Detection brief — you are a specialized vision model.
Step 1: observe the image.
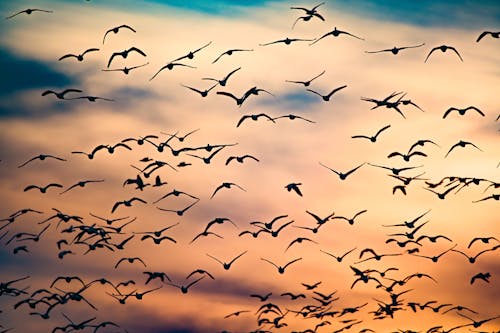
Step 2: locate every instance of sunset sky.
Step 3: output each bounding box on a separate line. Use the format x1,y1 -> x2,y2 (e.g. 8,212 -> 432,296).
0,1 -> 499,332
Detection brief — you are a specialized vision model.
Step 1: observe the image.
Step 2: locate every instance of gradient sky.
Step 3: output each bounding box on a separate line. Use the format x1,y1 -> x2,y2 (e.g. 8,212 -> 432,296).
0,1 -> 499,333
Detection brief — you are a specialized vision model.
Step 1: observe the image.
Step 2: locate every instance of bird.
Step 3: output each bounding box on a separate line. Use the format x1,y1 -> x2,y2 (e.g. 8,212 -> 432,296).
332,209 -> 367,225
206,251 -> 247,270
468,237 -> 499,248
470,272 -> 491,284
224,310 -> 251,319
102,25 -> 136,44
424,184 -> 460,199
473,194 -> 500,203
259,37 -> 314,46
261,257 -> 302,274
186,269 -> 215,280
189,230 -> 223,244
452,245 -> 500,264
237,113 -> 276,127
442,106 -> 485,119
319,162 -> 365,180
302,281 -> 322,290
476,31 -> 499,42
290,2 -> 325,20
311,27 -> 364,45
445,140 -> 482,158
225,154 -> 259,165
58,48 -> 99,62
285,70 -> 325,87
368,163 -> 423,175
210,182 -> 246,199
156,200 -> 199,216
271,114 -> 315,123
411,245 -> 457,262
166,276 -> 204,294
149,62 -> 195,81
424,45 -> 463,62
111,197 -> 147,213
212,49 -> 253,64
307,85 -> 347,101
352,125 -> 391,143
41,89 -> 82,99
107,47 -> 147,68
114,257 -> 147,269
202,67 -> 241,87
285,183 -> 303,197
285,237 -> 317,251
365,43 -> 425,55
456,313 -> 500,328
5,8 -> 53,19
24,183 -> 63,193
321,247 -> 357,262
181,83 -> 218,97
141,234 -> 177,245
60,180 -> 104,194
143,271 -> 171,284
69,95 -> 114,102
387,150 -> 427,162
102,62 -> 149,75
18,154 -> 66,168
172,41 -> 212,62
153,189 -> 199,204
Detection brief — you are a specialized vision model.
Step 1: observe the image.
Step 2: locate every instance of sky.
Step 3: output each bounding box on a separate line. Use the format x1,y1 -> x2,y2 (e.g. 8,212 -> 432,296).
0,1 -> 499,333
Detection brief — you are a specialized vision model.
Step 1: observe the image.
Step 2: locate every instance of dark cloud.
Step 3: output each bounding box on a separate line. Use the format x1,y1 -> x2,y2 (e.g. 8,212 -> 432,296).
0,47 -> 76,117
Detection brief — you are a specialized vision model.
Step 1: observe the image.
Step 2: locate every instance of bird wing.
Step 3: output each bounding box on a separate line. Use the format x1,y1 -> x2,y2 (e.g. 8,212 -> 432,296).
58,54 -> 77,61
424,47 -> 439,62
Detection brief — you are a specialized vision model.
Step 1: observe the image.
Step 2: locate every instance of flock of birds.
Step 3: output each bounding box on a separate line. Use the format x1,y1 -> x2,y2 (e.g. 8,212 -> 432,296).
1,1 -> 499,333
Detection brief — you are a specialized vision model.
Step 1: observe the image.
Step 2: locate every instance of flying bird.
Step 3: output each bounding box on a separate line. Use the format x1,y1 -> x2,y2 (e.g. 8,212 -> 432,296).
319,162 -> 365,180
442,106 -> 485,119
210,182 -> 246,199
5,8 -> 52,19
285,183 -> 303,197
476,31 -> 499,42
352,125 -> 391,142
286,70 -> 325,87
42,89 -> 82,100
102,25 -> 136,44
58,48 -> 99,62
307,85 -> 347,101
24,183 -> 63,193
172,41 -> 212,62
424,45 -> 463,62
311,27 -> 364,45
212,49 -> 253,64
365,43 -> 425,55
260,37 -> 314,46
107,47 -> 147,68
18,154 -> 66,168
445,140 -> 482,158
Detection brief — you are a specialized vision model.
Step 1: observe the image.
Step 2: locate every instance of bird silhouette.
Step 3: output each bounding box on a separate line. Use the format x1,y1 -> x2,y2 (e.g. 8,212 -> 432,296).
18,154 -> 66,168
111,197 -> 147,213
114,257 -> 147,269
271,114 -> 316,123
319,162 -> 365,180
424,45 -> 463,62
202,67 -> 241,87
311,27 -> 364,45
445,140 -> 482,158
261,257 -> 302,274
237,113 -> 276,127
172,41 -> 212,62
321,247 -> 357,262
102,24 -> 136,44
181,83 -> 218,97
207,251 -> 247,270
286,70 -> 325,87
24,183 -> 63,193
42,89 -> 82,99
149,62 -> 196,81
470,272 -> 490,284
285,183 -> 303,197
365,43 -> 425,55
60,179 -> 104,194
352,125 -> 391,142
210,182 -> 246,199
442,106 -> 485,119
107,47 -> 146,68
166,276 -> 205,294
6,8 -> 52,19
332,209 -> 367,225
58,48 -> 99,62
307,85 -> 347,101
212,49 -> 253,64
476,31 -> 499,42
260,37 -> 314,46
102,62 -> 149,75
468,236 -> 499,248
